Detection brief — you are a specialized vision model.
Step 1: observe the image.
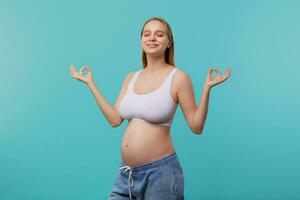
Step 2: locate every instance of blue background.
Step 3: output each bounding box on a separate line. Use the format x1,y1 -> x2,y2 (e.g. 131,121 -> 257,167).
1,0 -> 299,199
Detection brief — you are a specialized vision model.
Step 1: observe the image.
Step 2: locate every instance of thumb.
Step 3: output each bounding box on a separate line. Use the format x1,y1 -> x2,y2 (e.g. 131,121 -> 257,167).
79,66 -> 88,76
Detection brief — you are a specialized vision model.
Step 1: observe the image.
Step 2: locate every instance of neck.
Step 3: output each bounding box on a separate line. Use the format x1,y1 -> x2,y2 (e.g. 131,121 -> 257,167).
145,54 -> 167,71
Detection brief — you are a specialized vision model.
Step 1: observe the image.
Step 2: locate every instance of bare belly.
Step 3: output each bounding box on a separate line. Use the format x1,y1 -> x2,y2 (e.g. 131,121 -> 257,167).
121,119 -> 175,167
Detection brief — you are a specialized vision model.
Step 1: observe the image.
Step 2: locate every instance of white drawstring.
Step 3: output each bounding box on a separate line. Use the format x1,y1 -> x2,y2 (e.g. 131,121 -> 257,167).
120,165 -> 134,200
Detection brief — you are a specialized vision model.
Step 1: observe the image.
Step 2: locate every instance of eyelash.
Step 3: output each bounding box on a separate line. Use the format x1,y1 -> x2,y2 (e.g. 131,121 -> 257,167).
144,34 -> 163,37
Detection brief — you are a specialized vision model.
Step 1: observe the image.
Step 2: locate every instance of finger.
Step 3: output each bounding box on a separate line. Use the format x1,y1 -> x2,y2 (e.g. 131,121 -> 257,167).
226,68 -> 231,76
222,71 -> 231,80
215,68 -> 221,77
222,75 -> 229,81
70,66 -> 78,76
70,64 -> 74,72
207,69 -> 213,77
226,67 -> 231,73
208,68 -> 216,78
208,67 -> 215,74
209,67 -> 216,73
226,69 -> 230,75
79,66 -> 88,76
85,66 -> 91,72
70,64 -> 79,73
209,67 -> 220,77
84,66 -> 91,75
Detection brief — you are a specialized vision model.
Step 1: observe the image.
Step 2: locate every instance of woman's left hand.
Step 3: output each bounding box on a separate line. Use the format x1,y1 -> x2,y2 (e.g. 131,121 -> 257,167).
204,67 -> 231,89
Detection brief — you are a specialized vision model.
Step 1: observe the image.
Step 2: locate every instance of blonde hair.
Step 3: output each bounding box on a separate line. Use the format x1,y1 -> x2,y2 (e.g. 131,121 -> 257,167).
140,17 -> 175,69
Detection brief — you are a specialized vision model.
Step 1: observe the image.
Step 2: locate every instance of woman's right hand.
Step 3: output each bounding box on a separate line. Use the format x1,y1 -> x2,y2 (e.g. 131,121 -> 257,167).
70,64 -> 94,86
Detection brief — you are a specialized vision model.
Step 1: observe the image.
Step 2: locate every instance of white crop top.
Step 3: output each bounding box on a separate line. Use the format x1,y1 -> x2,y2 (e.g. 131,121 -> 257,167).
118,67 -> 178,127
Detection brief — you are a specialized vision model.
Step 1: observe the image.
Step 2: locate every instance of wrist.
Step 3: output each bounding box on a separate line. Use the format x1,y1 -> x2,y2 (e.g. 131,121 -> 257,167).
204,85 -> 212,91
87,81 -> 96,88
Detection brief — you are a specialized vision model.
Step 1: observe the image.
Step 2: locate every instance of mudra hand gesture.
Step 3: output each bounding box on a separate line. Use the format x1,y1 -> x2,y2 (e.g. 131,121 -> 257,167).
204,67 -> 231,89
70,64 -> 94,86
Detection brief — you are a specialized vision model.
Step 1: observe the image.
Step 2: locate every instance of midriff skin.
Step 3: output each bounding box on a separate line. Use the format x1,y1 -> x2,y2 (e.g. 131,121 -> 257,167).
120,66 -> 178,167
121,119 -> 175,167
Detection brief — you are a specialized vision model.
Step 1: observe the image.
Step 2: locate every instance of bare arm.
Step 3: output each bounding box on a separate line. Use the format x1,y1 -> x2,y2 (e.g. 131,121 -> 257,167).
177,67 -> 231,135
192,85 -> 211,134
87,71 -> 135,128
87,82 -> 122,127
70,64 -> 134,128
177,72 -> 207,134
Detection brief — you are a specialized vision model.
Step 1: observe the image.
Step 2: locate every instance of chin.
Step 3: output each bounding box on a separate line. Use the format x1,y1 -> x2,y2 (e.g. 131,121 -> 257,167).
144,48 -> 164,54
145,51 -> 163,57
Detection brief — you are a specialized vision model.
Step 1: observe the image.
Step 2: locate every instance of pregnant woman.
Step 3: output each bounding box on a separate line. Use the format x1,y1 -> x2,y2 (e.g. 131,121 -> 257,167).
70,16 -> 231,200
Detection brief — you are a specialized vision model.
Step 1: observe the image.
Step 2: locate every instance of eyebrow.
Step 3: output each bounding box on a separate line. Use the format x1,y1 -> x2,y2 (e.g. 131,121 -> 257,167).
143,30 -> 164,33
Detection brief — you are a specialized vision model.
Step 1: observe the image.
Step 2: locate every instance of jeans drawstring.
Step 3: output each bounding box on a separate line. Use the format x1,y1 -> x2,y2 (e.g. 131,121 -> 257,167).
119,165 -> 134,200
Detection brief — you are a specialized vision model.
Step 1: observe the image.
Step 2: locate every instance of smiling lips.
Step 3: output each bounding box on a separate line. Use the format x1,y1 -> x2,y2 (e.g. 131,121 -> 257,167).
147,44 -> 158,48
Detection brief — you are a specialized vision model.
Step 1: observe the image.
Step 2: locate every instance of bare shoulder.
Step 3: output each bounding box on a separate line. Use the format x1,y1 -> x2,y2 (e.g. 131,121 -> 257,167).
174,67 -> 191,86
175,67 -> 189,79
123,70 -> 136,85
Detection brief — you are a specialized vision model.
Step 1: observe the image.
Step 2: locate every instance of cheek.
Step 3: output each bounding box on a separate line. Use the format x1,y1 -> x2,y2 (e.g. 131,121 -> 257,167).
141,38 -> 147,44
160,37 -> 169,43
160,39 -> 169,47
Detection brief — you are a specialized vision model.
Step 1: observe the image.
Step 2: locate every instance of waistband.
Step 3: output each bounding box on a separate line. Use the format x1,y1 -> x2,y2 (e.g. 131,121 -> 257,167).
120,151 -> 177,173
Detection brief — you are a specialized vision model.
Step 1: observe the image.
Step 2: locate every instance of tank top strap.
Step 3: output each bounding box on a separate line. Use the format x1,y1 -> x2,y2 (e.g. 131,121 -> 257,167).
128,70 -> 142,94
169,67 -> 178,79
163,67 -> 178,89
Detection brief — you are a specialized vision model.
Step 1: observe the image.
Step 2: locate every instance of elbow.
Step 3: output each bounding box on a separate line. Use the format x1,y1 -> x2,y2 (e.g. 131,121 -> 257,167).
111,121 -> 121,128
192,126 -> 203,135
192,129 -> 203,135
111,123 -> 119,128
191,116 -> 204,135
110,117 -> 123,128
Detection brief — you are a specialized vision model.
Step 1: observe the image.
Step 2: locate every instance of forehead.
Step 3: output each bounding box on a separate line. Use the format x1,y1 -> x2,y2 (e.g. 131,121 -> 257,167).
143,20 -> 166,32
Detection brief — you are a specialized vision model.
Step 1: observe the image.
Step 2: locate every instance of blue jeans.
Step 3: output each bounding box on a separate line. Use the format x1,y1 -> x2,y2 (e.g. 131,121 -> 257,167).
108,151 -> 185,200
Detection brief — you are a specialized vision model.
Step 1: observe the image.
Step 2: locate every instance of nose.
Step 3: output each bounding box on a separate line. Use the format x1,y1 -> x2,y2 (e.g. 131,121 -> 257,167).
149,34 -> 156,41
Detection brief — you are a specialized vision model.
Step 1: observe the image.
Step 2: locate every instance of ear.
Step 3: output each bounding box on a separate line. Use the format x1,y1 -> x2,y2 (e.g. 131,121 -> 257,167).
168,40 -> 173,48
